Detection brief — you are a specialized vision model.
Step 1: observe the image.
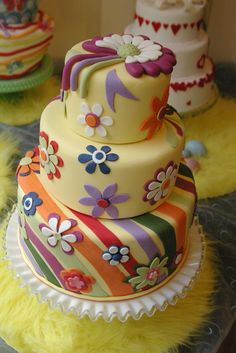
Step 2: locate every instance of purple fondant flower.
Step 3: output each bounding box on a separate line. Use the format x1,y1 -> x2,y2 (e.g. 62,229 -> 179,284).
39,213 -> 83,254
82,34 -> 176,78
79,183 -> 129,218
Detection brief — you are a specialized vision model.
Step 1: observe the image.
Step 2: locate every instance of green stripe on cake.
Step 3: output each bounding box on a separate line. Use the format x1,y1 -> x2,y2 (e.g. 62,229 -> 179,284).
133,214 -> 176,261
24,239 -> 61,287
178,163 -> 194,180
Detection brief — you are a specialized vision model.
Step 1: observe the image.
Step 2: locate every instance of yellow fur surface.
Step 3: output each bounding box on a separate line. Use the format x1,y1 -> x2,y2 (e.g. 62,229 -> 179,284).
0,76 -> 60,126
184,97 -> 236,199
0,209 -> 216,353
0,134 -> 18,213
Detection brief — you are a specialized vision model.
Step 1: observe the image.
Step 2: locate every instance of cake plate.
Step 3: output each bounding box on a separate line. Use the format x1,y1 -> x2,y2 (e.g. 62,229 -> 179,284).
5,210 -> 205,323
0,55 -> 54,94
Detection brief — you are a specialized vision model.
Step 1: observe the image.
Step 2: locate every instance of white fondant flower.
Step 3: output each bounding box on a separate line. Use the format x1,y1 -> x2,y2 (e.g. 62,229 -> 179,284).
39,213 -> 83,254
77,102 -> 113,137
96,34 -> 162,64
144,162 -> 177,205
102,245 -> 130,266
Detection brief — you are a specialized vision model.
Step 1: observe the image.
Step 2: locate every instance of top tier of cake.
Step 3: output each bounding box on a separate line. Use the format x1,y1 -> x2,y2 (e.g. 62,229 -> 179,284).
0,0 -> 38,24
60,34 -> 176,144
134,0 -> 205,44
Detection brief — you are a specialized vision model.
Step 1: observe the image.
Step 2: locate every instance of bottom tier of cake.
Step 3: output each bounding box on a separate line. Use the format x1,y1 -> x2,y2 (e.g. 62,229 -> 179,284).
169,59 -> 218,114
17,161 -> 197,301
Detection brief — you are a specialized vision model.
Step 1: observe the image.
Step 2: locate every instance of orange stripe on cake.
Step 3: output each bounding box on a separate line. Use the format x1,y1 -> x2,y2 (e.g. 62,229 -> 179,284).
18,173 -> 131,296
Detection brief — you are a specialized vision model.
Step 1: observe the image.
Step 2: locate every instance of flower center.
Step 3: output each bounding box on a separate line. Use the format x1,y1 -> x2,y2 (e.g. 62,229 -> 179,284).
24,197 -> 33,211
40,148 -> 49,163
112,253 -> 122,262
97,198 -> 110,208
68,276 -> 85,290
146,268 -> 160,281
157,106 -> 166,121
162,178 -> 170,190
92,150 -> 107,164
54,233 -> 62,241
117,43 -> 140,59
85,113 -> 100,128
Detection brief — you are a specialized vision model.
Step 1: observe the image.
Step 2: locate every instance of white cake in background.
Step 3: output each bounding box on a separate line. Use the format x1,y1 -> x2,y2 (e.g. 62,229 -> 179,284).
125,0 -> 218,114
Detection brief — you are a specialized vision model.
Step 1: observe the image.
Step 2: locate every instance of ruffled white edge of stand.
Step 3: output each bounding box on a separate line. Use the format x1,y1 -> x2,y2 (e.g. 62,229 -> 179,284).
5,210 -> 205,323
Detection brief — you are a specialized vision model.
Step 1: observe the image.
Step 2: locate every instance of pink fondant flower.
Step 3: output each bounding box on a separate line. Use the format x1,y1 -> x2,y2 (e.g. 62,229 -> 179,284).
39,213 -> 83,254
39,132 -> 64,180
60,268 -> 95,294
82,34 -> 176,78
144,162 -> 178,205
79,183 -> 129,218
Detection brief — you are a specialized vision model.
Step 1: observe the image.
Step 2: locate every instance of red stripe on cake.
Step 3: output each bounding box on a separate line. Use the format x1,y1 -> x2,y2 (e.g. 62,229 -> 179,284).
70,209 -> 138,275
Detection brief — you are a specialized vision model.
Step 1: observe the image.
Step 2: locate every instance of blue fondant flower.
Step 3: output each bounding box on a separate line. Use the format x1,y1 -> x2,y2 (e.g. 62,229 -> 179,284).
7,60 -> 23,74
78,145 -> 119,174
22,192 -> 43,216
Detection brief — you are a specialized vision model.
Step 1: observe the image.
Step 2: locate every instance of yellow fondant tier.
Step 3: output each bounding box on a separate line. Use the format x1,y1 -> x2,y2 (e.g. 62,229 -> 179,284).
62,41 -> 172,143
38,99 -> 184,219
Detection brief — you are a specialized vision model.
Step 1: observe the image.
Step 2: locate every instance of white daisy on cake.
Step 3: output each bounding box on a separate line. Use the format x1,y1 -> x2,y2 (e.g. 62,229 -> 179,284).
77,102 -> 113,137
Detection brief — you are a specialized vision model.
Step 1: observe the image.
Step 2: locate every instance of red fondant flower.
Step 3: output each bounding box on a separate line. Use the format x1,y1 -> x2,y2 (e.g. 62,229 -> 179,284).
60,269 -> 95,294
140,87 -> 169,139
16,148 -> 40,177
39,132 -> 64,180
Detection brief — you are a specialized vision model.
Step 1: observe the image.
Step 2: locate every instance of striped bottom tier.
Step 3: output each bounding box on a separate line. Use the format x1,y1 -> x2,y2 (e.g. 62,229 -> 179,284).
17,162 -> 197,301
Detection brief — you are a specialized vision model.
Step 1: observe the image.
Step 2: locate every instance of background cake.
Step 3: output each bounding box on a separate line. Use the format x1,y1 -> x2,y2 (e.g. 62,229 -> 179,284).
0,0 -> 53,79
125,0 -> 218,114
16,33 -> 197,300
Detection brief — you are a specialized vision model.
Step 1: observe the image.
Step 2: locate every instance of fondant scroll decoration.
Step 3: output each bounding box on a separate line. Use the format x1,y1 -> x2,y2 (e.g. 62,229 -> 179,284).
106,69 -> 139,112
60,34 -> 176,101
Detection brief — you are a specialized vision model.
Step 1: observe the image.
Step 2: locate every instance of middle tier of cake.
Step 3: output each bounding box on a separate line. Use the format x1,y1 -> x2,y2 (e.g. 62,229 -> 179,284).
37,99 -> 185,219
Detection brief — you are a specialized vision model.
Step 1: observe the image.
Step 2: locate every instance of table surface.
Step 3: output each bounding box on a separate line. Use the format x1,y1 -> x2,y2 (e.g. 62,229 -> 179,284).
0,64 -> 235,353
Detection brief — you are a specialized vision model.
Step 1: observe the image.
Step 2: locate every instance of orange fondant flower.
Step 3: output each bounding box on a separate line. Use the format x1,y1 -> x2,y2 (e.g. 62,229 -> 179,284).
60,268 -> 95,294
140,87 -> 169,139
16,148 -> 40,177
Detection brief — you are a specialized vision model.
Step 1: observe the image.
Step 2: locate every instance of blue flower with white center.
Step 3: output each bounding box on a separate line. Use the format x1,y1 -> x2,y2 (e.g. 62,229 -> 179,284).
102,245 -> 130,266
78,145 -> 119,174
22,192 -> 43,216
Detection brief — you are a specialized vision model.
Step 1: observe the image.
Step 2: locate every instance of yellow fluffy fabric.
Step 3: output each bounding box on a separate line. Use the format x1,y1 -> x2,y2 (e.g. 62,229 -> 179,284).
0,210 -> 216,353
0,76 -> 60,126
0,134 -> 18,213
184,97 -> 236,199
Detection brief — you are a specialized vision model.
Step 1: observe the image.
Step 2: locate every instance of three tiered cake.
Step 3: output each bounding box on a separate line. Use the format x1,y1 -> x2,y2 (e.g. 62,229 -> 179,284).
16,34 -> 197,300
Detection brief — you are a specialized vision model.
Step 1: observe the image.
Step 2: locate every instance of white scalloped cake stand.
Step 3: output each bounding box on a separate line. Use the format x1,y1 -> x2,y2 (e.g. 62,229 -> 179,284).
5,211 -> 205,322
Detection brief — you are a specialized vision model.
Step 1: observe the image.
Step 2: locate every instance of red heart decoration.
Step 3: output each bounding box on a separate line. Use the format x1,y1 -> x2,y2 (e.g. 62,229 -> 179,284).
197,19 -> 203,30
191,22 -> 195,28
138,16 -> 144,26
134,13 -> 138,20
187,100 -> 192,106
183,23 -> 188,29
152,21 -> 161,32
171,24 -> 181,35
163,23 -> 169,29
197,54 -> 206,69
145,19 -> 150,25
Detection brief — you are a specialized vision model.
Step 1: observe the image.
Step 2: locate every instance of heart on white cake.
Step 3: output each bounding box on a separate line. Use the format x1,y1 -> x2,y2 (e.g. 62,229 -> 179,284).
197,54 -> 206,69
